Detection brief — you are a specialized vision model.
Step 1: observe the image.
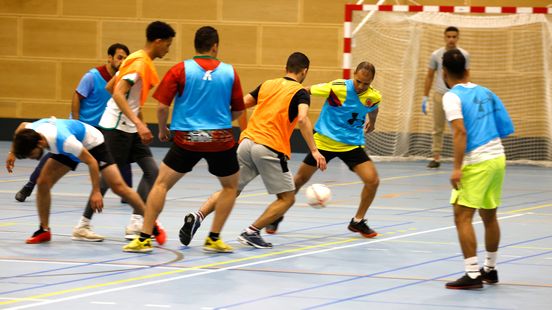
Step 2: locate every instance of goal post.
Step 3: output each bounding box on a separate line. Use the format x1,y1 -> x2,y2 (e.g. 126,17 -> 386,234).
344,4 -> 552,165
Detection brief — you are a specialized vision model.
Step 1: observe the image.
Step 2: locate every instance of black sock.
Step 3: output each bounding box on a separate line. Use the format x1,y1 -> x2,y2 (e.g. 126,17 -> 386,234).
209,232 -> 220,241
152,225 -> 159,236
139,232 -> 151,242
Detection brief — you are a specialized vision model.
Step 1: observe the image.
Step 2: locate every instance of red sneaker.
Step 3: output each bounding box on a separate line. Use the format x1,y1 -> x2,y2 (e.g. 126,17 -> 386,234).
26,228 -> 51,244
153,221 -> 167,245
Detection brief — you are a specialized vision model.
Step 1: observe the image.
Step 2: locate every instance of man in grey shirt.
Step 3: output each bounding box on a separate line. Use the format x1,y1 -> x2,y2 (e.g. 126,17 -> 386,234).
422,26 -> 470,168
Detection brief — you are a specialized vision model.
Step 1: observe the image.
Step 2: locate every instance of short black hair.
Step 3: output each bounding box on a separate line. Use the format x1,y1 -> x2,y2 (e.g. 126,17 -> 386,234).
443,49 -> 466,79
354,61 -> 376,76
146,21 -> 176,42
13,129 -> 41,159
194,26 -> 219,53
107,43 -> 130,57
445,26 -> 459,33
286,52 -> 310,74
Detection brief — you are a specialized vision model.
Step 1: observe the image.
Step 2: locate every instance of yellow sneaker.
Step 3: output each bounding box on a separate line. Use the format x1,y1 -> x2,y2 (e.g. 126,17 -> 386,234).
203,237 -> 233,253
123,238 -> 153,253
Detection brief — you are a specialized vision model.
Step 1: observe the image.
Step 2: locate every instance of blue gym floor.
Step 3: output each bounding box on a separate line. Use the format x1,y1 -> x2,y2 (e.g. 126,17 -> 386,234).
0,142 -> 551,310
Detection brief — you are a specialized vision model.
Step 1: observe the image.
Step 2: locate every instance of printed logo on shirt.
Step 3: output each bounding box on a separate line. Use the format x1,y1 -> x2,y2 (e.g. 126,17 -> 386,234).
202,70 -> 213,81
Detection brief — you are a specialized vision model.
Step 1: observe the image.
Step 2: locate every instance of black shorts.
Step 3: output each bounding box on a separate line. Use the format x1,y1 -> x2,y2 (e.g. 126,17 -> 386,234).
303,147 -> 371,171
50,143 -> 115,171
101,128 -> 153,165
162,144 -> 239,177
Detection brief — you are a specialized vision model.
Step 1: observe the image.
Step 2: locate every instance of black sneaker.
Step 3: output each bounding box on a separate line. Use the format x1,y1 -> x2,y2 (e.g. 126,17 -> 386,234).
265,216 -> 284,234
348,218 -> 378,238
15,186 -> 33,202
179,213 -> 201,246
238,231 -> 273,249
480,268 -> 499,284
445,273 -> 483,289
427,160 -> 441,168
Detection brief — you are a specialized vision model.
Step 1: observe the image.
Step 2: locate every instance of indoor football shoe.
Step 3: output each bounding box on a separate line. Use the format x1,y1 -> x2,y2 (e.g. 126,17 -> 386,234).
153,221 -> 167,245
445,273 -> 483,289
348,218 -> 378,238
123,238 -> 153,253
203,237 -> 233,253
72,225 -> 104,242
238,231 -> 273,249
15,186 -> 33,202
480,268 -> 499,284
26,228 -> 51,244
179,213 -> 201,245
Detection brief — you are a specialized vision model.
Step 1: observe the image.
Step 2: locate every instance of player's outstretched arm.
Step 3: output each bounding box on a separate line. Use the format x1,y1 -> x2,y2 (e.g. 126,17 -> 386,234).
78,148 -> 103,212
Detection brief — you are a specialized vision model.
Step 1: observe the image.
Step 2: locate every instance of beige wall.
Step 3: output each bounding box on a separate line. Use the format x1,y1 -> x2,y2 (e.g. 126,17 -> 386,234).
0,0 -> 550,125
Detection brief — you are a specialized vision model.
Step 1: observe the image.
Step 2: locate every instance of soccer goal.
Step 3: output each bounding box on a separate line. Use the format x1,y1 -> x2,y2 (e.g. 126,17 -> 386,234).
344,3 -> 552,165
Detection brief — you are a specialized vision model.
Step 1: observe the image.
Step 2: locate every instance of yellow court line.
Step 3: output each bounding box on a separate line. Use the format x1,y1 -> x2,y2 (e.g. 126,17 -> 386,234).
507,203 -> 552,214
0,236 -> 361,306
1,213 -> 526,308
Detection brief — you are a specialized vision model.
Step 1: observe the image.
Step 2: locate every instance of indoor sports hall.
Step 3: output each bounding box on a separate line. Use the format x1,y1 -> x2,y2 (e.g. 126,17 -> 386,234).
1,0 -> 551,309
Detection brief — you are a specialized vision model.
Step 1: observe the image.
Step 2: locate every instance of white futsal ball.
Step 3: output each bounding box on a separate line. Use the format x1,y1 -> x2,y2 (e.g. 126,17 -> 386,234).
305,184 -> 331,209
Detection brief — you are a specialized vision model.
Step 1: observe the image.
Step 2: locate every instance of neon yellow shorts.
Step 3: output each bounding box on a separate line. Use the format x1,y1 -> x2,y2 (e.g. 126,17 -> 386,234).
450,155 -> 506,209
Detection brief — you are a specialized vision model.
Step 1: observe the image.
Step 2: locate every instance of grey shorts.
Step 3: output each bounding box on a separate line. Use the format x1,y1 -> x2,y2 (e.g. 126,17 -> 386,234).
237,138 -> 295,195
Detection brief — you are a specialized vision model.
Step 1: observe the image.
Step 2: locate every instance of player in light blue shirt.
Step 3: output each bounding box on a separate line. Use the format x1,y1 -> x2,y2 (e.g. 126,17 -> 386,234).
441,49 -> 514,290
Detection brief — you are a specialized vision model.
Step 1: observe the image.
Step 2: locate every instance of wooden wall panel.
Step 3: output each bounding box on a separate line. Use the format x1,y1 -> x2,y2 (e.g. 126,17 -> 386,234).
0,60 -> 56,99
222,0 -> 299,23
142,0 -> 218,21
22,19 -> 97,58
0,17 -> 17,56
0,0 -> 58,15
261,26 -> 340,67
62,0 -> 137,18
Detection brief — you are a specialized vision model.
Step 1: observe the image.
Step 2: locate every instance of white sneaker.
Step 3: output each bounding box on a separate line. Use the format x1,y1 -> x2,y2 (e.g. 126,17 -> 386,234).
72,225 -> 104,242
125,215 -> 143,240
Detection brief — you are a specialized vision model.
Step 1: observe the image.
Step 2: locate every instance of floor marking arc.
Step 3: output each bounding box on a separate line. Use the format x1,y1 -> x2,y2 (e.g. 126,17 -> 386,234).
2,213 -> 526,309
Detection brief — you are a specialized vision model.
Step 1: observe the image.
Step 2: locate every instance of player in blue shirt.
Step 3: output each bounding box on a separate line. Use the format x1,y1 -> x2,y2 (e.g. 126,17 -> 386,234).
5,118 -> 157,244
441,49 -> 514,289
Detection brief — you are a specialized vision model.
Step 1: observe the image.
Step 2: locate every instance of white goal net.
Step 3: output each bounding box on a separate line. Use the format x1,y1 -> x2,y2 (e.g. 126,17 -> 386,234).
348,8 -> 552,165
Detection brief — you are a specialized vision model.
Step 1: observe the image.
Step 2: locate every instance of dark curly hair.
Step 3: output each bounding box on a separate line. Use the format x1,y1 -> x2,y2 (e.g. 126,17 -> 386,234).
13,129 -> 41,159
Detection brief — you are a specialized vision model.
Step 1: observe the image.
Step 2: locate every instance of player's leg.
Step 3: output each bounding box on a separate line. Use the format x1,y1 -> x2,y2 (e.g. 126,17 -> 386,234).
429,92 -> 445,168
478,155 -> 506,284
202,146 -> 240,253
181,139 -> 257,245
238,142 -> 295,249
27,155 -> 72,243
123,162 -> 184,253
16,153 -> 52,202
345,148 -> 379,238
266,151 -> 326,234
446,160 -> 491,289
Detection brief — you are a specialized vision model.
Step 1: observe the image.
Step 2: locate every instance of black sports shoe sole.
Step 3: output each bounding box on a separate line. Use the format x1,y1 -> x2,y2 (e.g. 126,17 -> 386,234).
445,283 -> 483,290
179,214 -> 196,246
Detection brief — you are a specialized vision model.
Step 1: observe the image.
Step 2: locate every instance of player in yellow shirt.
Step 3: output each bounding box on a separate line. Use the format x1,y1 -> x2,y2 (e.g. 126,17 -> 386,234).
267,62 -> 382,237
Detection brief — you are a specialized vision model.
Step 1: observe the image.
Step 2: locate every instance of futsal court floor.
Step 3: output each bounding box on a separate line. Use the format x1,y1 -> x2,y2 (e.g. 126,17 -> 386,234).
0,142 -> 550,310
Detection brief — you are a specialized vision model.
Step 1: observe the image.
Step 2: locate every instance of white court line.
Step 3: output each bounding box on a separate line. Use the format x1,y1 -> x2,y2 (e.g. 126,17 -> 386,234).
6,213 -> 526,310
90,301 -> 117,305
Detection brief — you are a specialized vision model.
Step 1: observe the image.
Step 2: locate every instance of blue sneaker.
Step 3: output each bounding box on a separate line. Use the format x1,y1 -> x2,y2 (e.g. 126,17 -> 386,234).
179,213 -> 201,246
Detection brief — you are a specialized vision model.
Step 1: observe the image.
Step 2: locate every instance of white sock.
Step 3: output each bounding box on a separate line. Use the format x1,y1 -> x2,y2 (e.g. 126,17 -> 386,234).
353,217 -> 363,223
484,251 -> 498,272
77,216 -> 91,228
464,256 -> 480,279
